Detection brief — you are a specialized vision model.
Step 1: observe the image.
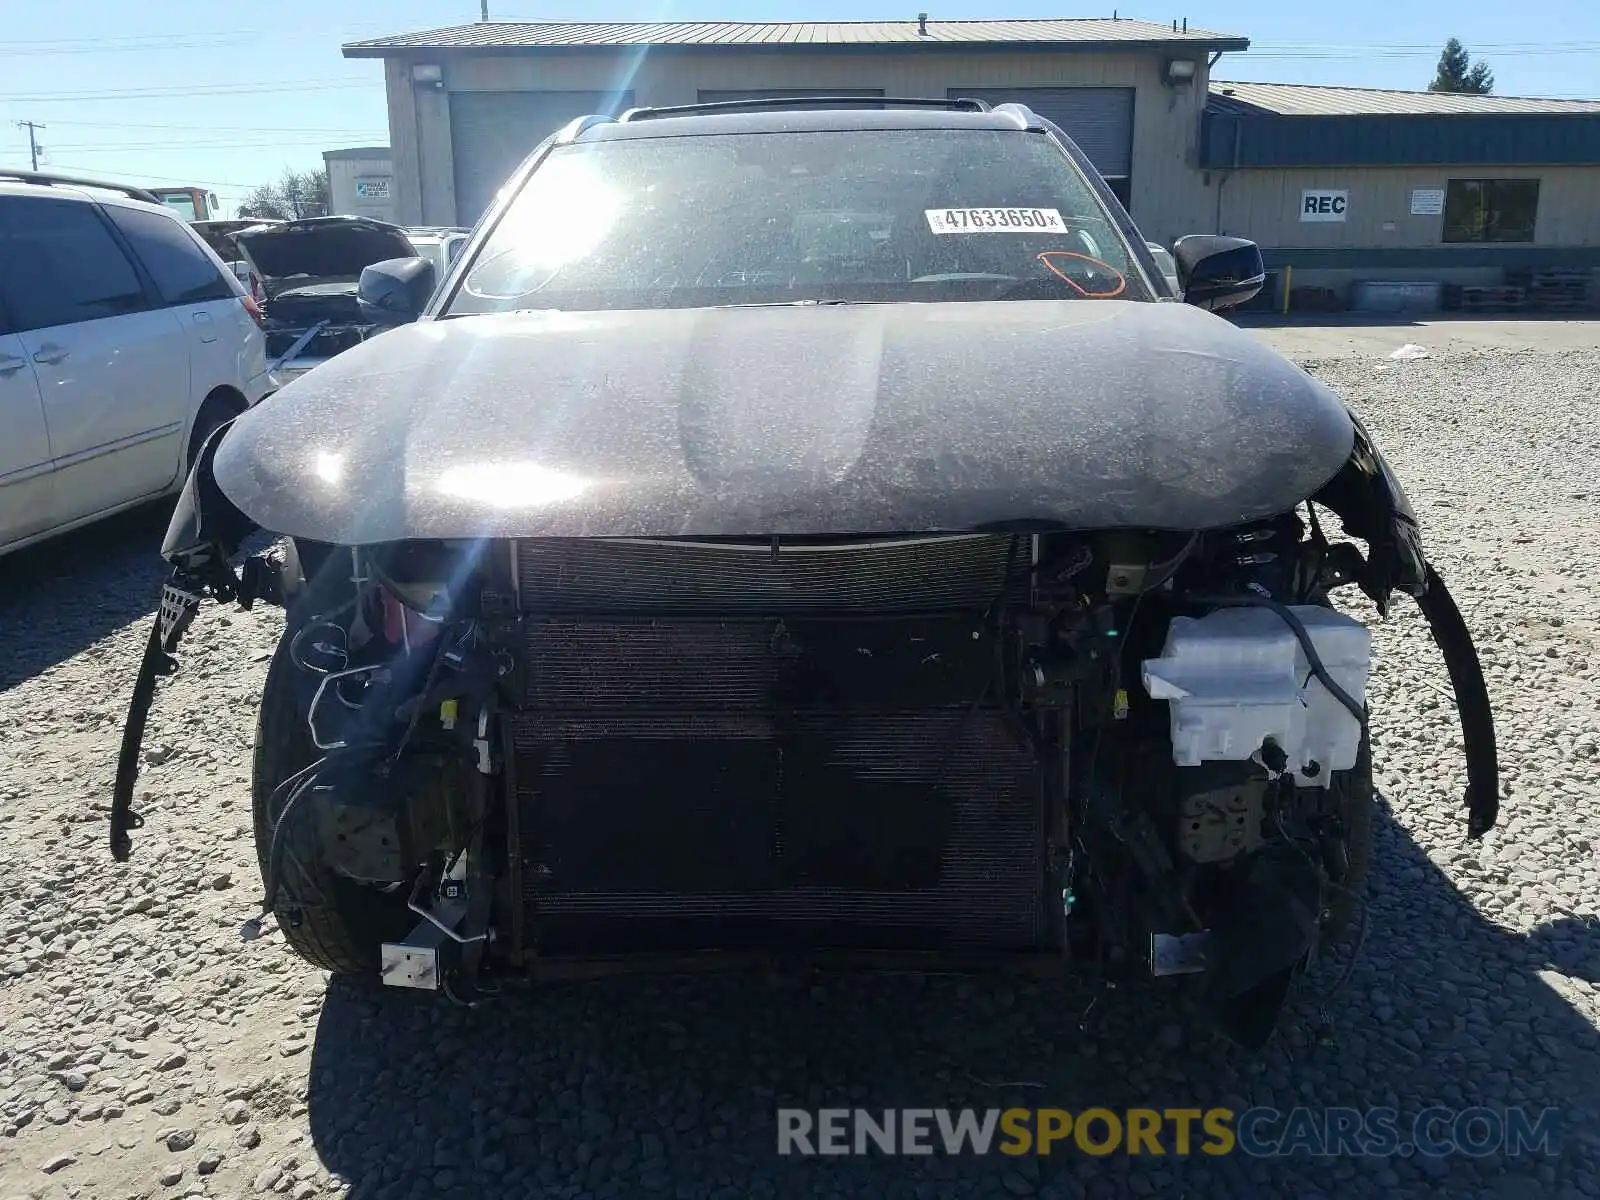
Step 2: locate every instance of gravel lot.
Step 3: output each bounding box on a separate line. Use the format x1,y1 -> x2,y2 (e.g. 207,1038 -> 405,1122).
3,326 -> 1600,1199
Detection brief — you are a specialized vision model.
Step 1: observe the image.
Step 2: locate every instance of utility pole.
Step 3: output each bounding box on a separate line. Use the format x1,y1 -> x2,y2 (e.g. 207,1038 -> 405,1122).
480,1 -> 489,20
17,121 -> 45,171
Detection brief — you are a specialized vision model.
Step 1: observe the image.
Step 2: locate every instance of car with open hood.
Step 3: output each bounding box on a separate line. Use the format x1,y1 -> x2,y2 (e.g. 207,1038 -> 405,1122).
111,96 -> 1498,1050
192,217 -> 282,304
234,214 -> 418,382
192,217 -> 280,263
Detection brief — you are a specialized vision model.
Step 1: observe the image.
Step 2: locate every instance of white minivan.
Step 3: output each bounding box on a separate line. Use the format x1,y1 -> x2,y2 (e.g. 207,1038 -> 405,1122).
0,171 -> 276,557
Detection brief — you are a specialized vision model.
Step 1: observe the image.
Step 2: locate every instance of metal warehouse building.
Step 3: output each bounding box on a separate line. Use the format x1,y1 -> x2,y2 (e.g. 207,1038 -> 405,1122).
343,16 -> 1600,308
323,146 -> 396,223
341,17 -> 1245,247
1203,81 -> 1600,306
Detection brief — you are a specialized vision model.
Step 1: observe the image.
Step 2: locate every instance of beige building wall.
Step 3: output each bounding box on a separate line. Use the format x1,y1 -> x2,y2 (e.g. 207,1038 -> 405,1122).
384,58 -> 424,224
384,47 -> 1220,242
1212,164 -> 1600,249
324,150 -> 395,222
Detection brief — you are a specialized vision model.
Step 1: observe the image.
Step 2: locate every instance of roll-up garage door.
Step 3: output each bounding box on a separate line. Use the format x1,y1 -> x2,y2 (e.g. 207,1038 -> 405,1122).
450,89 -> 634,225
953,87 -> 1134,180
696,88 -> 887,103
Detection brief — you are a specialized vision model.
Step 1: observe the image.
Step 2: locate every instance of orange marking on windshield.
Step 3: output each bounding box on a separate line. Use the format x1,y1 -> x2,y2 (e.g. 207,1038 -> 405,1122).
1037,251 -> 1126,299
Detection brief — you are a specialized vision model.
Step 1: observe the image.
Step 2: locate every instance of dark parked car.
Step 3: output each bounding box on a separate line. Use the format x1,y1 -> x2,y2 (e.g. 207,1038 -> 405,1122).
112,97 -> 1497,1048
191,217 -> 282,303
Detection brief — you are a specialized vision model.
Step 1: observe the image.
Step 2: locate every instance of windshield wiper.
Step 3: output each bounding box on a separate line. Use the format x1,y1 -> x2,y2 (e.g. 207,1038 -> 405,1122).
990,277 -> 1093,301
711,299 -> 864,309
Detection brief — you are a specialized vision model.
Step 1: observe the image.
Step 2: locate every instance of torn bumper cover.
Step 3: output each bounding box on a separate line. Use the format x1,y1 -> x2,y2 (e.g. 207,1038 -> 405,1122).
1308,409 -> 1500,838
109,422 -> 277,861
1413,563 -> 1499,838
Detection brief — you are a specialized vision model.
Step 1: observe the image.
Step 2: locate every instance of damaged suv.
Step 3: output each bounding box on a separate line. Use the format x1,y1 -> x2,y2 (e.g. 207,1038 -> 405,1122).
234,215 -> 419,382
112,97 -> 1497,1048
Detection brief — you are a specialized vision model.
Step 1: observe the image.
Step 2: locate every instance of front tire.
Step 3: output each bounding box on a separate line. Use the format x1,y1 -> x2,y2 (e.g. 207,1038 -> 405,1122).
251,611 -> 413,977
1322,724 -> 1374,947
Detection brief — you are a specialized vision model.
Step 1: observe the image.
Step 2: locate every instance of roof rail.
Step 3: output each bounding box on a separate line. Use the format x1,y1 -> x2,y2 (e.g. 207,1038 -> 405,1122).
989,101 -> 1050,132
553,113 -> 620,144
0,167 -> 161,205
617,95 -> 993,122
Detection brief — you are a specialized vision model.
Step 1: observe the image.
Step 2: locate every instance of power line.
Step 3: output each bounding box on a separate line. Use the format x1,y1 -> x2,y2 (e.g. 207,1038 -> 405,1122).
38,117 -> 389,133
1246,50 -> 1600,61
2,30 -> 268,47
1249,39 -> 1600,51
43,139 -> 387,153
0,78 -> 375,103
43,164 -> 263,189
1240,41 -> 1600,62
44,130 -> 386,146
0,36 -> 258,57
0,21 -> 399,50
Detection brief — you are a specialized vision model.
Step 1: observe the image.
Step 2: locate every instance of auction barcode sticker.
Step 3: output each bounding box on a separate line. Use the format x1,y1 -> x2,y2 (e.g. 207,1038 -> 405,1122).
925,207 -> 1066,234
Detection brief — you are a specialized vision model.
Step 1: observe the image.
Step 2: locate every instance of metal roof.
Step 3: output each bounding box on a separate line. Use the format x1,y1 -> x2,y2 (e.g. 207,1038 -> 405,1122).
1208,80 -> 1600,117
343,18 -> 1248,56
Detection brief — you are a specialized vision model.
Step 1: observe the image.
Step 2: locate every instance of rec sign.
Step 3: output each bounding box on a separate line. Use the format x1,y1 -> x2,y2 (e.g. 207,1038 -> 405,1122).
1299,189 -> 1349,223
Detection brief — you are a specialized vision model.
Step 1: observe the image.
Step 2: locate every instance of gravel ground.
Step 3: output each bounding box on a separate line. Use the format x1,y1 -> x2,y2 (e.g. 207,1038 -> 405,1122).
3,335 -> 1600,1199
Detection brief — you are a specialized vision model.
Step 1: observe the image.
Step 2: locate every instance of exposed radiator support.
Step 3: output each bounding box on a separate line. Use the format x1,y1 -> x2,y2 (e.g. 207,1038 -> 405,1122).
508,535 -> 1050,958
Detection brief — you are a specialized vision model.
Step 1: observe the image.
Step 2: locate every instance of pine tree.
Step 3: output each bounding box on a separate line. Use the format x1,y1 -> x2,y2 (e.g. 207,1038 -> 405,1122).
1429,38 -> 1495,94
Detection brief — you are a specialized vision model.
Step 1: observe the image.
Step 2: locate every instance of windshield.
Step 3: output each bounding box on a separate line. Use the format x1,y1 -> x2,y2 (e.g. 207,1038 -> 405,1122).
445,127 -> 1149,315
160,194 -> 200,222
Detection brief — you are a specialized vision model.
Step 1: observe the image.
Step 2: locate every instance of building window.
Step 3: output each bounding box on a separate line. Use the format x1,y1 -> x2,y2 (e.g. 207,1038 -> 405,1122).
1442,179 -> 1539,244
1104,178 -> 1132,211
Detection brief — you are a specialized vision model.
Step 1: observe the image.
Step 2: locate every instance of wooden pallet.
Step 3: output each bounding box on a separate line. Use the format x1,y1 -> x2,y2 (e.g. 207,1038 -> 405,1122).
1531,297 -> 1592,312
1505,268 -> 1594,312
1457,284 -> 1526,311
1529,283 -> 1590,311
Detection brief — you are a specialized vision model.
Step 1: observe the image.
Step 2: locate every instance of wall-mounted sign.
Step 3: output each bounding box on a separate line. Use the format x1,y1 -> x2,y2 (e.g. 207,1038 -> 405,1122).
355,177 -> 392,200
1299,189 -> 1348,223
1410,188 -> 1445,216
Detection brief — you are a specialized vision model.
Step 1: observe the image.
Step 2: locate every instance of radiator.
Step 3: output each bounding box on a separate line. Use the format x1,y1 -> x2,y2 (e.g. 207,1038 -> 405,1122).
509,536 -> 1048,957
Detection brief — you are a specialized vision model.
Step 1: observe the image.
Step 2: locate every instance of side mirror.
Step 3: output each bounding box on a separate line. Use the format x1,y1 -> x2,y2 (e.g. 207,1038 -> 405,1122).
357,257 -> 437,325
1173,235 -> 1266,312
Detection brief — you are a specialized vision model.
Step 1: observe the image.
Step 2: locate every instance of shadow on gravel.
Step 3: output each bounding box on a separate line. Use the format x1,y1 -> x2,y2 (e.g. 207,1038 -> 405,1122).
0,501 -> 172,692
304,800 -> 1600,1200
1231,312 -> 1428,331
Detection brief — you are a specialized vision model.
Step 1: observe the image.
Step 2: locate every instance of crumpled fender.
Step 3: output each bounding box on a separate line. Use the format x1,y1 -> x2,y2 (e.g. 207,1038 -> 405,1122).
162,419 -> 259,569
1312,408 -> 1427,616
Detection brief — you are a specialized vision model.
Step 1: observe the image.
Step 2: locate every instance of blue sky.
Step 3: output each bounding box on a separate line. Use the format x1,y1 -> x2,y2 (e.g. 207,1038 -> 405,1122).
4,0 -> 1597,216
